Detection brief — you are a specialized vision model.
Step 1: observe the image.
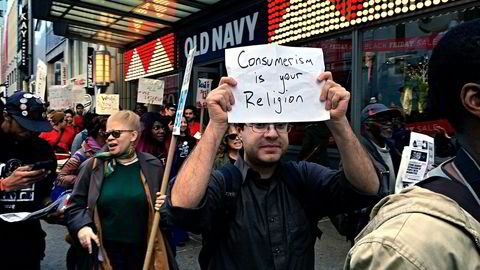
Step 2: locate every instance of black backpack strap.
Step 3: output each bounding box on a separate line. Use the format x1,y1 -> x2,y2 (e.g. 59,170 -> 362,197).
199,164 -> 242,270
282,162 -> 323,239
218,163 -> 243,218
418,176 -> 480,222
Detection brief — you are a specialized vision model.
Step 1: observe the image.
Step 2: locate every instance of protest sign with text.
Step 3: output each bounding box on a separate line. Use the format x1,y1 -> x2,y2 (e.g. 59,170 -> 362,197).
173,48 -> 196,135
71,85 -> 85,107
225,44 -> 328,123
96,94 -> 119,115
138,78 -> 164,105
196,78 -> 213,108
35,59 -> 47,99
70,73 -> 87,88
48,85 -> 72,110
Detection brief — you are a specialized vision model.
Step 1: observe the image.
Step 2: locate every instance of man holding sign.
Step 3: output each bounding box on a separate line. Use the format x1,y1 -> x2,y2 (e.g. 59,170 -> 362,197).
164,64 -> 381,269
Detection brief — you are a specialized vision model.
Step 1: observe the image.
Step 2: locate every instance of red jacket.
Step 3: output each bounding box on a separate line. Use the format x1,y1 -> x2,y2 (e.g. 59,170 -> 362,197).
188,121 -> 201,136
40,126 -> 75,153
73,115 -> 84,134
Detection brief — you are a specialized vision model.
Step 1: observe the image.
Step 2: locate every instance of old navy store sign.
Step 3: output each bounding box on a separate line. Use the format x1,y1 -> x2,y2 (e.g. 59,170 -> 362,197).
181,5 -> 267,64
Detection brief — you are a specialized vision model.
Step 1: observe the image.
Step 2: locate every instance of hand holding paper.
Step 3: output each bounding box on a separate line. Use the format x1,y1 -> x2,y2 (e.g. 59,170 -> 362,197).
318,71 -> 351,121
206,77 -> 236,132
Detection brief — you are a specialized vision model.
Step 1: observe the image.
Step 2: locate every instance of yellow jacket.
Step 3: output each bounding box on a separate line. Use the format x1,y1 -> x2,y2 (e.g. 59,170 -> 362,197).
344,186 -> 480,270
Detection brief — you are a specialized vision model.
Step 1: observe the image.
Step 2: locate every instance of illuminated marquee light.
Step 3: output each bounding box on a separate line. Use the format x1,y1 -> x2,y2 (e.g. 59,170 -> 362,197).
268,0 -> 453,44
124,33 -> 176,81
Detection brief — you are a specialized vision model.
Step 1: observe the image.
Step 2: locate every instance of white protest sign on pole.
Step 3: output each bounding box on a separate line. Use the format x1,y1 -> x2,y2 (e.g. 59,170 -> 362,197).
71,85 -> 86,106
35,59 -> 47,99
48,85 -> 72,110
96,94 -> 119,115
196,78 -> 213,108
138,78 -> 165,105
225,44 -> 328,123
172,47 -> 196,135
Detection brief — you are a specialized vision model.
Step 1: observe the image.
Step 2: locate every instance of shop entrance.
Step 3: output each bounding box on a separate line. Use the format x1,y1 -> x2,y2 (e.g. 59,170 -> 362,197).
191,61 -> 226,125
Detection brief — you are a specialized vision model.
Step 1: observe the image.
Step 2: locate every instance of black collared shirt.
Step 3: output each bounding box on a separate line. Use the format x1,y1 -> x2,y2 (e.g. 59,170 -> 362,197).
165,157 -> 379,270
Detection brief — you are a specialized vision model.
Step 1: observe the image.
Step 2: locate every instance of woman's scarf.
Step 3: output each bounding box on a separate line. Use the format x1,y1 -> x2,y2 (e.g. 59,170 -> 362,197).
94,144 -> 137,177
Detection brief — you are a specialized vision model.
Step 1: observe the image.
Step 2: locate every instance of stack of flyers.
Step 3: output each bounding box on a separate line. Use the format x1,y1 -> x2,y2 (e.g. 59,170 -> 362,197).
394,132 -> 435,193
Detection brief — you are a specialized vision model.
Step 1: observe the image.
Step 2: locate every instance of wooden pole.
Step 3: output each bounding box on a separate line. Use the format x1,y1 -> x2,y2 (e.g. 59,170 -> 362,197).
199,108 -> 205,134
143,135 -> 178,270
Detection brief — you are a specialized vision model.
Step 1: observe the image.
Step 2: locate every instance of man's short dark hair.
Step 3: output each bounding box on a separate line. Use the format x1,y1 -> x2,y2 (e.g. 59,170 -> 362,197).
428,19 -> 480,132
64,109 -> 74,115
76,103 -> 84,109
184,105 -> 197,115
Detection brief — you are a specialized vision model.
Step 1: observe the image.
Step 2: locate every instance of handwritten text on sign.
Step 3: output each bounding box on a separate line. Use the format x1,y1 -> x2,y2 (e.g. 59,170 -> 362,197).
96,94 -> 119,115
225,44 -> 329,123
138,78 -> 164,105
196,78 -> 213,108
48,85 -> 72,110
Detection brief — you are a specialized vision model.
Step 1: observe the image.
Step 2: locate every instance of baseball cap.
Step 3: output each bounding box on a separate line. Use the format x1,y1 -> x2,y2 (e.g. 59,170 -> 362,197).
361,103 -> 401,123
5,91 -> 52,132
166,103 -> 177,109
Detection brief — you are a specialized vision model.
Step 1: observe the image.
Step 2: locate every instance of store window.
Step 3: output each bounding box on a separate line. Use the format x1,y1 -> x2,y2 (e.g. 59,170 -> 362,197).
286,34 -> 352,167
361,9 -> 479,137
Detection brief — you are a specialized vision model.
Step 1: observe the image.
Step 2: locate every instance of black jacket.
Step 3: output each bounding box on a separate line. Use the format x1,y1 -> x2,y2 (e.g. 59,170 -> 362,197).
0,130 -> 57,262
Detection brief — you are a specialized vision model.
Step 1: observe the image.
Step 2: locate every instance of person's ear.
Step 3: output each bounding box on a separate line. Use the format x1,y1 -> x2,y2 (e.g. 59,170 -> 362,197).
131,130 -> 139,142
460,83 -> 480,119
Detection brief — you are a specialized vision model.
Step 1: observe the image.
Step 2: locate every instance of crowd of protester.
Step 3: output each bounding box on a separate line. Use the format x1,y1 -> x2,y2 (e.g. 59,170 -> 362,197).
0,19 -> 478,270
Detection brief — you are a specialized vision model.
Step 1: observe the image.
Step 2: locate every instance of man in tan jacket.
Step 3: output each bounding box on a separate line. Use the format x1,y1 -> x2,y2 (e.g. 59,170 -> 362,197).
345,19 -> 480,269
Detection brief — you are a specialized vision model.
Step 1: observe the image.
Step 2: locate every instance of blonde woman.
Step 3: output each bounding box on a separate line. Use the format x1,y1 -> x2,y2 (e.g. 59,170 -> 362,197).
65,110 -> 177,270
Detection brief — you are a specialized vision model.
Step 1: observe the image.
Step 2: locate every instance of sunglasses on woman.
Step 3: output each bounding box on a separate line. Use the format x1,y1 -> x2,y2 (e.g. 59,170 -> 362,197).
226,134 -> 240,140
100,130 -> 134,138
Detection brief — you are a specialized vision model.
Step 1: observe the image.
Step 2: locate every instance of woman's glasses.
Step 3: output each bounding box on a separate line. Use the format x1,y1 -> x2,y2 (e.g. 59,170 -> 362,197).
100,130 -> 134,138
226,134 -> 240,140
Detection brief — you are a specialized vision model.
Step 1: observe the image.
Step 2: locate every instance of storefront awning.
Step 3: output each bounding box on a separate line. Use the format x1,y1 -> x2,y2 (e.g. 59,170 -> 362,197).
32,0 -> 221,48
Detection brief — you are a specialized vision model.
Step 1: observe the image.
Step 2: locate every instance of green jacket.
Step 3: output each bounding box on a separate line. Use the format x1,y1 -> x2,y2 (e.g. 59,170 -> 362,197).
344,186 -> 480,270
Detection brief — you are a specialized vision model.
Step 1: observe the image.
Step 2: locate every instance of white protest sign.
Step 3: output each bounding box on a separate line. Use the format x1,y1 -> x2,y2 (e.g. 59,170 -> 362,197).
35,59 -> 47,99
196,78 -> 213,108
70,73 -> 87,88
225,44 -> 328,123
96,94 -> 119,115
48,85 -> 72,110
137,78 -> 164,105
71,85 -> 86,106
173,47 -> 196,135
